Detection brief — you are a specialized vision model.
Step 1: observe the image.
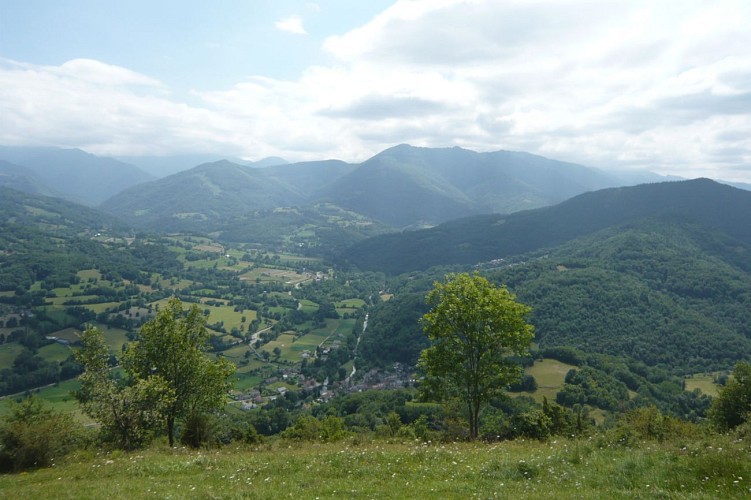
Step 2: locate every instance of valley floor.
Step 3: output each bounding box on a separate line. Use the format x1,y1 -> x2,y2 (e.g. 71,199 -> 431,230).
2,437 -> 750,499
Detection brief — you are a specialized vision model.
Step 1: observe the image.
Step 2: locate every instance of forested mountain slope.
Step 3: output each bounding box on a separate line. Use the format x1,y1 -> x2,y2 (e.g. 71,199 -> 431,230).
341,179 -> 751,274
354,179 -> 751,375
316,144 -> 620,227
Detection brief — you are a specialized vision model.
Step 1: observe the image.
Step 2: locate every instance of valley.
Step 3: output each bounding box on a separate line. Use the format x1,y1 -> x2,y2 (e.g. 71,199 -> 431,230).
0,147 -> 748,489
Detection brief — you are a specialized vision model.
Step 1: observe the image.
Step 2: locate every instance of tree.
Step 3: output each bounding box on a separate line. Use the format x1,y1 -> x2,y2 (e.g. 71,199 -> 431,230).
75,326 -> 174,449
123,298 -> 235,446
709,361 -> 751,432
419,273 -> 534,440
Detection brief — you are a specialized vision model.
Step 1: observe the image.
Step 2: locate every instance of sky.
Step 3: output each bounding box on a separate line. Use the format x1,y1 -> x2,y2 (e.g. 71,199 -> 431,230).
1,0 -> 750,182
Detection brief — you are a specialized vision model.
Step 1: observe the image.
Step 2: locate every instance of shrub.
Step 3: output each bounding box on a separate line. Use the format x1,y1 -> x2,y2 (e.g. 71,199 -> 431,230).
283,415 -> 348,443
0,397 -> 80,472
708,362 -> 751,432
606,406 -> 700,446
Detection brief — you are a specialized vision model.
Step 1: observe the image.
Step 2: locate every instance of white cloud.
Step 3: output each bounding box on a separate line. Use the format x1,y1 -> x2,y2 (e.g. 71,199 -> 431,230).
275,15 -> 307,35
1,1 -> 751,181
57,58 -> 164,87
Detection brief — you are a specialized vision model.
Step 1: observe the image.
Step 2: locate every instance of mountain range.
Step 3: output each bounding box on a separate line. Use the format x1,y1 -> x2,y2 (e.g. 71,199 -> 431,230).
0,146 -> 153,206
100,144 -> 677,232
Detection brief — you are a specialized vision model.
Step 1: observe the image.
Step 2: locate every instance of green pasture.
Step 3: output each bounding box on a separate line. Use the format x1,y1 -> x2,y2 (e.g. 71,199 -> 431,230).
525,358 -> 577,403
100,325 -> 131,353
685,373 -> 720,397
233,359 -> 268,376
220,343 -> 250,360
82,301 -> 121,314
0,378 -> 84,420
38,342 -> 73,363
0,342 -> 24,369
240,267 -> 308,285
338,298 -> 366,308
276,252 -> 322,264
203,303 -> 256,332
297,299 -> 319,313
290,330 -> 330,350
76,269 -> 102,281
7,436 -> 751,499
233,372 -> 264,390
260,333 -> 299,363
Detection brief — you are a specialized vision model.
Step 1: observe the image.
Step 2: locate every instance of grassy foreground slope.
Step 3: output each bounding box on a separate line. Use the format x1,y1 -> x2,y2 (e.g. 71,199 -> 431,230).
2,438 -> 750,498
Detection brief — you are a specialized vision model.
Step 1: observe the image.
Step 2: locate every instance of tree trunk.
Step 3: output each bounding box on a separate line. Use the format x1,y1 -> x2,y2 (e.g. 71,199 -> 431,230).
167,415 -> 175,447
468,401 -> 477,440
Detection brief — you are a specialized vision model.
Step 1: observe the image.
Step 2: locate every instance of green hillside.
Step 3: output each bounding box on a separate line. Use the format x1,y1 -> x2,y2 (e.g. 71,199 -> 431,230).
341,178 -> 751,274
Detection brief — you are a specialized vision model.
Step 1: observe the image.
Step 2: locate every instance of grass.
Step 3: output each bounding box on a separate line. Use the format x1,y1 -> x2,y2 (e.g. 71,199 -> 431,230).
202,303 -> 255,332
686,373 -> 721,397
1,436 -> 750,498
297,299 -> 319,313
525,358 -> 576,403
38,342 -> 73,363
0,342 -> 24,369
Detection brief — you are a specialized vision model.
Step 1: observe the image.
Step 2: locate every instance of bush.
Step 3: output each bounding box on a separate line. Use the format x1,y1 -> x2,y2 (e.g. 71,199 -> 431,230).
605,406 -> 701,446
0,397 -> 81,472
283,415 -> 348,443
708,362 -> 751,432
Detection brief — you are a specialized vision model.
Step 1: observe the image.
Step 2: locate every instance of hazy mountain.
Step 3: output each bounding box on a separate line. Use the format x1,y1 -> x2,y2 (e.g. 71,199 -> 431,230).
0,160 -> 60,197
314,144 -> 622,227
115,154 -> 289,178
100,159 -> 354,231
723,180 -> 751,191
340,178 -> 751,274
0,146 -> 153,205
101,144 -> 639,233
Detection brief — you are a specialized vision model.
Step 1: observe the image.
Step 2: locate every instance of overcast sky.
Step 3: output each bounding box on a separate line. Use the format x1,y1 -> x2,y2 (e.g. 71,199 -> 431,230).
1,0 -> 750,181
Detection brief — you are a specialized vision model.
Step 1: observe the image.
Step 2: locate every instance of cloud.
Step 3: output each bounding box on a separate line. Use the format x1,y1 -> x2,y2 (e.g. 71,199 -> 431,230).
2,1 -> 751,182
0,58 -> 241,156
275,15 -> 307,35
319,95 -> 450,120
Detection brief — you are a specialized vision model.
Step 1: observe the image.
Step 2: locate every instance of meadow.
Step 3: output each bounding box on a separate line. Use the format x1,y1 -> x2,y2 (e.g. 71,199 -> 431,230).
1,435 -> 749,498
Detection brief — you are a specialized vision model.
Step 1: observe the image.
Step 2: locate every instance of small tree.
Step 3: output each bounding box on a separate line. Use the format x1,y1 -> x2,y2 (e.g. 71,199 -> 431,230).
419,273 -> 534,440
709,362 -> 751,432
75,327 -> 174,449
123,298 -> 235,446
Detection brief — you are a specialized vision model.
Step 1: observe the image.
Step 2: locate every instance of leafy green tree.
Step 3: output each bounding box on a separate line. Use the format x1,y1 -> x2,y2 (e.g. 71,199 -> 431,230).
419,272 -> 534,439
123,298 -> 235,446
709,362 -> 751,432
75,327 -> 174,449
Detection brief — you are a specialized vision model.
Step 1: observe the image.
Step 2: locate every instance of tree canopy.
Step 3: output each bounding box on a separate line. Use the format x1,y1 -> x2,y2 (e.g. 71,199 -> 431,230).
75,326 -> 174,449
122,297 -> 235,446
419,272 -> 534,439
